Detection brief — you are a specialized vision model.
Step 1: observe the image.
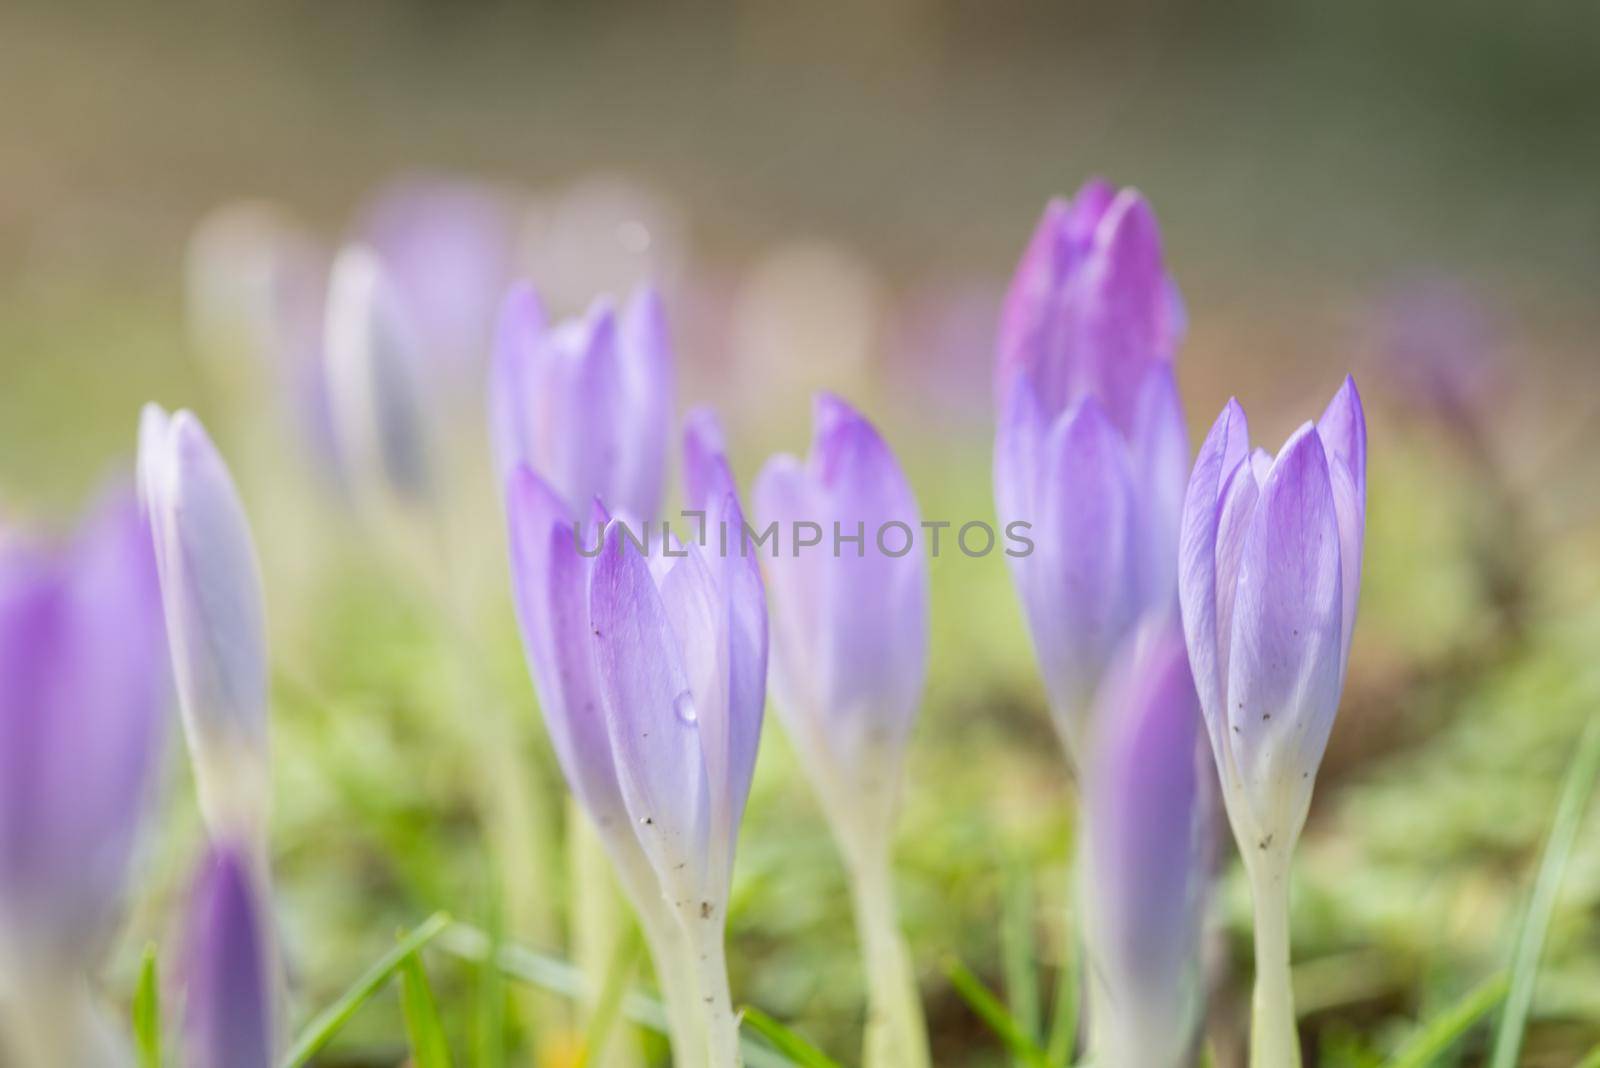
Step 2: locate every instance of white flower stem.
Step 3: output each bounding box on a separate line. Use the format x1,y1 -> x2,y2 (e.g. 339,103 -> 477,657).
845,847 -> 931,1068
1246,848 -> 1301,1068
682,911 -> 742,1068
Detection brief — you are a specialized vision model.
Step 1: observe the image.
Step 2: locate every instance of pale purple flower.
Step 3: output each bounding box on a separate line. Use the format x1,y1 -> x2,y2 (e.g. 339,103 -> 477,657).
489,283 -> 673,521
181,843 -> 275,1068
1178,378 -> 1367,854
993,180 -> 1190,760
587,410 -> 767,916
0,488 -> 167,976
754,393 -> 927,850
139,406 -> 272,842
356,174 -> 520,370
323,248 -> 435,509
1080,615 -> 1208,1068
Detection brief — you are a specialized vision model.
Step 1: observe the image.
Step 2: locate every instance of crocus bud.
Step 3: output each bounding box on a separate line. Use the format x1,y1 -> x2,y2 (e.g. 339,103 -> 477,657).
754,393 -> 928,854
1178,377 -> 1367,861
181,843 -> 275,1068
139,406 -> 271,845
356,175 -> 519,371
489,284 -> 672,521
993,180 -> 1190,762
1080,615 -> 1208,1068
588,411 -> 767,918
323,247 -> 435,511
0,488 -> 166,979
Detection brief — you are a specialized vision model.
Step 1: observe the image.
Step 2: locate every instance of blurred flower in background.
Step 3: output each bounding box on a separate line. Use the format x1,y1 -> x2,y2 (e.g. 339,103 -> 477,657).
0,486 -> 167,1065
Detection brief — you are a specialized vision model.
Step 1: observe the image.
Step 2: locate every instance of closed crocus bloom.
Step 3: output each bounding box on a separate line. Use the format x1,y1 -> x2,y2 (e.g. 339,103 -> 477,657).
588,411 -> 766,1067
1080,616 -> 1207,1068
0,487 -> 166,1065
755,393 -> 927,844
181,844 -> 275,1068
489,283 -> 672,520
754,394 -> 931,1068
1178,377 -> 1367,1068
323,247 -> 435,512
139,406 -> 271,849
993,180 -> 1190,763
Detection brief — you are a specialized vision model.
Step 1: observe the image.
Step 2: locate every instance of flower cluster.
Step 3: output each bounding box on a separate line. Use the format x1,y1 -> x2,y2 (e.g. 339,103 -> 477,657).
0,174 -> 1366,1068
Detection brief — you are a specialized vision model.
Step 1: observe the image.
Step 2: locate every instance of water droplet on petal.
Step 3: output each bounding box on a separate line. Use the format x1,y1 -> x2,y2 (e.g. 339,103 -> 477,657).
673,690 -> 697,725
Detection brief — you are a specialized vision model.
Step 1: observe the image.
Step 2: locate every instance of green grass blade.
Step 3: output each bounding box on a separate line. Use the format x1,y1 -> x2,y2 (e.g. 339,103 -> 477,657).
1386,973 -> 1508,1068
1489,717 -> 1600,1068
1043,926 -> 1079,1066
576,926 -> 642,1068
944,955 -> 1051,1068
132,943 -> 161,1068
278,911 -> 451,1068
739,1006 -> 846,1068
474,885 -> 506,1068
1001,864 -> 1040,1063
400,947 -> 454,1068
1575,1042 -> 1600,1068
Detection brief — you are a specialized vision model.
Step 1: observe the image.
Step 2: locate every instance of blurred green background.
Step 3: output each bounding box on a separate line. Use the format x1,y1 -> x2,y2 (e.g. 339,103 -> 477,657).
3,2 -> 1599,1065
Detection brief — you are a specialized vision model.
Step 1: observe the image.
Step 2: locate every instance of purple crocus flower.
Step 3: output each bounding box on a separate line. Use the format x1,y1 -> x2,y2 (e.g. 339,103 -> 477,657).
0,487 -> 167,980
1080,615 -> 1207,1068
504,411 -> 761,1064
139,406 -> 272,847
181,842 -> 275,1068
1178,377 -> 1366,855
1177,377 -> 1366,1068
754,393 -> 927,854
993,180 -> 1190,762
355,174 -> 520,371
489,283 -> 673,521
589,409 -> 767,916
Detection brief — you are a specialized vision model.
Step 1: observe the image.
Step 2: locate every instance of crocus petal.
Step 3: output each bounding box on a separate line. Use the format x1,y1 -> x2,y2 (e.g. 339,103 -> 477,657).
182,844 -> 274,1068
0,489 -> 167,972
140,407 -> 271,839
679,410 -> 767,884
1081,191 -> 1176,433
1316,376 -> 1367,666
488,283 -> 547,489
994,179 -> 1121,414
589,521 -> 711,904
811,393 -> 928,763
1127,363 -> 1190,606
614,285 -> 674,522
1178,398 -> 1250,739
1082,615 -> 1206,1067
1226,424 -> 1345,842
504,466 -> 634,833
993,373 -> 1049,533
753,454 -> 827,725
1029,397 -> 1140,756
323,248 -> 433,505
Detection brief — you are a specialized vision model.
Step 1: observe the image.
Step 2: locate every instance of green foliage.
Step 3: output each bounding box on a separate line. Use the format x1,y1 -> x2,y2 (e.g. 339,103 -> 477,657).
132,944 -> 161,1068
944,955 -> 1053,1068
740,1005 -> 848,1068
1385,973 -> 1507,1068
1489,718 -> 1600,1068
400,947 -> 454,1068
280,911 -> 451,1068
